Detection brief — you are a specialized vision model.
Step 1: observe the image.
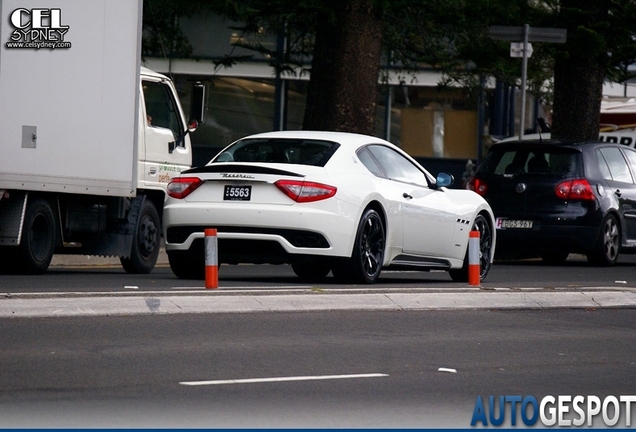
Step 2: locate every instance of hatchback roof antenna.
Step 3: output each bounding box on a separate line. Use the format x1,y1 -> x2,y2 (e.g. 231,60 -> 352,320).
537,117 -> 551,143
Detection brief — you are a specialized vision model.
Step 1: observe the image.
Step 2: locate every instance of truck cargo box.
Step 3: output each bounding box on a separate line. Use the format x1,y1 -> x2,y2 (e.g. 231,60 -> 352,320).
0,0 -> 142,197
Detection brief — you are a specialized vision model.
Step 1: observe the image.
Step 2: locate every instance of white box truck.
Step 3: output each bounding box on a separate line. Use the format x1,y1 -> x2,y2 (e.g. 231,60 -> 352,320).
0,0 -> 204,274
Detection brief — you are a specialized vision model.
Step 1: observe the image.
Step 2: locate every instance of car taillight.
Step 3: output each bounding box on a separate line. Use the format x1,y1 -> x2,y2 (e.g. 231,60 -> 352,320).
468,177 -> 487,196
167,177 -> 203,199
555,179 -> 596,200
275,180 -> 337,202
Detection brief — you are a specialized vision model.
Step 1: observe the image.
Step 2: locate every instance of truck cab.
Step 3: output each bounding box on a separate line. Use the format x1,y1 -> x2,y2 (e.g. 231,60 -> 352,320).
140,68 -> 193,189
0,67 -> 204,275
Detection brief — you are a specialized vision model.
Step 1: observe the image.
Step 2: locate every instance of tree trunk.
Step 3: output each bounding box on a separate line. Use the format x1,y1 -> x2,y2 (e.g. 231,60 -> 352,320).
552,55 -> 605,140
550,0 -> 609,140
302,0 -> 383,134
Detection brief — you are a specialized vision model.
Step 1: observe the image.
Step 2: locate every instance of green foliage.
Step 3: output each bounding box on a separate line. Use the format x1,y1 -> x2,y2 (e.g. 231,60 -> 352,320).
142,0 -> 636,135
142,0 -> 207,57
143,0 -> 636,84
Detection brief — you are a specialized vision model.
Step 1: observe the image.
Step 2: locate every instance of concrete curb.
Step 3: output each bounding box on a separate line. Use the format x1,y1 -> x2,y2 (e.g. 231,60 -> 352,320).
2,289 -> 636,318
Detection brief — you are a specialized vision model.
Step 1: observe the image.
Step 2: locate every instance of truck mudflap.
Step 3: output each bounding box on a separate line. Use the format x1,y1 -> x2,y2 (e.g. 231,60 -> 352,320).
75,195 -> 145,257
69,193 -> 160,273
0,190 -> 27,246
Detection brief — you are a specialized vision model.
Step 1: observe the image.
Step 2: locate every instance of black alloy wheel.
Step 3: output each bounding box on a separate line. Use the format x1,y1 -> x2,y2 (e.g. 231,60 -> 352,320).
450,214 -> 493,282
333,208 -> 385,284
587,214 -> 620,266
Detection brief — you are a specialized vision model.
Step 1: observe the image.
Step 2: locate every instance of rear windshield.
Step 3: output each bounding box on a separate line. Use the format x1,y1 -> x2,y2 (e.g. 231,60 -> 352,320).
478,146 -> 583,177
210,138 -> 340,167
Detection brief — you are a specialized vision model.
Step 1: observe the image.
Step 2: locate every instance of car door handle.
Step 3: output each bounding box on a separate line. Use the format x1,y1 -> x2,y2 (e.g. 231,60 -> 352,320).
615,189 -> 622,197
403,192 -> 413,199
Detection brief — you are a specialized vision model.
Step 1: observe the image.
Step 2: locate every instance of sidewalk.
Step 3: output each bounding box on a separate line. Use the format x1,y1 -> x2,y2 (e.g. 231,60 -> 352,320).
2,286 -> 636,318
11,249 -> 633,318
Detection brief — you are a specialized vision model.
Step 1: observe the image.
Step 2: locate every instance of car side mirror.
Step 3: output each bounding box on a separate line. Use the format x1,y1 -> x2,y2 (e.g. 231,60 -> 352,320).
436,172 -> 454,188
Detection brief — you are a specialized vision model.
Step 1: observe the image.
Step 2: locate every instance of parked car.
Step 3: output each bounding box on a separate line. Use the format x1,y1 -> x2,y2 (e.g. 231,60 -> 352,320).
163,131 -> 496,283
469,139 -> 636,265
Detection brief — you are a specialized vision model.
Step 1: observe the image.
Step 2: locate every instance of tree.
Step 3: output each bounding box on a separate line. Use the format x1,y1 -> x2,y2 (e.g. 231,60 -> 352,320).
143,0 -> 636,142
142,0 -> 204,58
550,0 -> 636,139
302,0 -> 383,133
204,0 -> 386,135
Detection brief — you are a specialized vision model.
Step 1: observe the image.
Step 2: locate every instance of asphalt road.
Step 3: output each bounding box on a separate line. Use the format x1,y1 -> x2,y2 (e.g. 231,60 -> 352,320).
2,253 -> 636,293
2,254 -> 636,428
1,309 -> 635,428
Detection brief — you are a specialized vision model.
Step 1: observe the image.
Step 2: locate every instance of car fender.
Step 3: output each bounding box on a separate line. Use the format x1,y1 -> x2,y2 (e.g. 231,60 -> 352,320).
443,190 -> 496,262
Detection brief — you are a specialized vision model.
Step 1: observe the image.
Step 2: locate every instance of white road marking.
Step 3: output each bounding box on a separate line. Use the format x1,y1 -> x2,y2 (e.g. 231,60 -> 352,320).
179,373 -> 388,386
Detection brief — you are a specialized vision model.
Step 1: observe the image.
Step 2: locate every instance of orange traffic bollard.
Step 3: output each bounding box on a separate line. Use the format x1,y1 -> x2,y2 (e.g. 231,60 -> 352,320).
205,228 -> 218,289
468,230 -> 480,286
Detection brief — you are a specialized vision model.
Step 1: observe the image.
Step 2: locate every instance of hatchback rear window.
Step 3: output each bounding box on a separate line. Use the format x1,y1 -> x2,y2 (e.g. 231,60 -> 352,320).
479,146 -> 582,177
211,138 -> 340,167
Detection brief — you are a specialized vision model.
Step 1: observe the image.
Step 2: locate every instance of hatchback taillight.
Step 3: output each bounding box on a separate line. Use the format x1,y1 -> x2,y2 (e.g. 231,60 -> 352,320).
275,180 -> 337,202
555,179 -> 596,200
167,177 -> 203,199
468,177 -> 487,196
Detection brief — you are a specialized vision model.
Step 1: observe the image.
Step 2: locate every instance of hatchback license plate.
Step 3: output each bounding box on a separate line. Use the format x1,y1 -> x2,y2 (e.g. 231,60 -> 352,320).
224,185 -> 251,201
497,218 -> 533,229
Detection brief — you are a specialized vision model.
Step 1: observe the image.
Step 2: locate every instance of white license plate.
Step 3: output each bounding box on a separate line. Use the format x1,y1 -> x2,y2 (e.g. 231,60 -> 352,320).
224,185 -> 251,201
496,218 -> 533,229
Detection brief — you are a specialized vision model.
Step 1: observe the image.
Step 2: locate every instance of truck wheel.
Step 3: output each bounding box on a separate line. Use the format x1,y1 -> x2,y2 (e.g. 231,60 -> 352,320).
17,198 -> 56,274
167,250 -> 204,279
120,200 -> 160,274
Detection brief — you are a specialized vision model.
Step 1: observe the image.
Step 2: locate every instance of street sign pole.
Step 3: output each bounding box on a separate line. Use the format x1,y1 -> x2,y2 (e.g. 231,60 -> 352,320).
488,25 -> 567,140
520,24 -> 529,140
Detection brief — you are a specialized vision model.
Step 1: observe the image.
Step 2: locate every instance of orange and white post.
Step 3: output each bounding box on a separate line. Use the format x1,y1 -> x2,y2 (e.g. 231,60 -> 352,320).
468,230 -> 481,286
205,228 -> 218,289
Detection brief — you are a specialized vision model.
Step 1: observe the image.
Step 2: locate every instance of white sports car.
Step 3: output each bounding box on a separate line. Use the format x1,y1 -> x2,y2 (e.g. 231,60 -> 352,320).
163,131 -> 496,283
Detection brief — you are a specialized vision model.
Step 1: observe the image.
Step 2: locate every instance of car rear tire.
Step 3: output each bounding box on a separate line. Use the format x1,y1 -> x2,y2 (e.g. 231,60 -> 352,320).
332,208 -> 385,284
168,250 -> 205,279
291,257 -> 331,281
120,200 -> 160,274
587,214 -> 620,266
540,250 -> 569,265
449,214 -> 493,282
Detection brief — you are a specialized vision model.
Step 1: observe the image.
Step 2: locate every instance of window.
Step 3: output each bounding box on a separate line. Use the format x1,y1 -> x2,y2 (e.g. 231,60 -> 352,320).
143,80 -> 183,139
481,146 -> 581,178
361,144 -> 428,186
212,138 -> 339,167
621,148 -> 636,178
597,147 -> 634,183
357,147 -> 384,177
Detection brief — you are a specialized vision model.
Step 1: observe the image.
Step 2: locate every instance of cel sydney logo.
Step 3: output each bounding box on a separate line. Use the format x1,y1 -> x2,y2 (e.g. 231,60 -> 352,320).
5,8 -> 71,49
